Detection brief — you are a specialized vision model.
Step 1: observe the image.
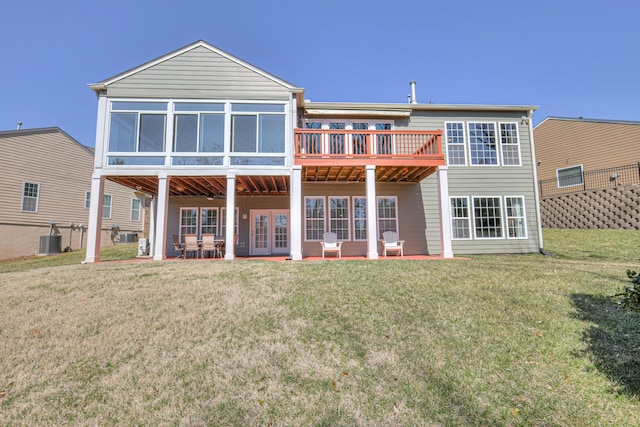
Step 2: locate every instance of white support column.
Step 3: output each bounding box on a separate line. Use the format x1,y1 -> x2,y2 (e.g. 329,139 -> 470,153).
290,166 -> 303,260
437,166 -> 454,258
148,196 -> 157,258
365,165 -> 379,259
84,174 -> 105,263
153,175 -> 169,261
225,174 -> 236,260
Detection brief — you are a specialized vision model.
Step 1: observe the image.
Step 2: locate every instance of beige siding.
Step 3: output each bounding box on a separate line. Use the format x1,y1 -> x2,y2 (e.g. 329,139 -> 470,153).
107,46 -> 291,100
0,129 -> 143,259
534,118 -> 640,182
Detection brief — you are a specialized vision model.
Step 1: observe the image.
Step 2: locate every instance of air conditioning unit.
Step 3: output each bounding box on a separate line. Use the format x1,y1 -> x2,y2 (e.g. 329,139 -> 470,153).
138,238 -> 149,256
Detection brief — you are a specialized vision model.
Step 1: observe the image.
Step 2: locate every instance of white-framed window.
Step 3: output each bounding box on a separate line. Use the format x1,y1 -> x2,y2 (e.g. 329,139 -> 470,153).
557,165 -> 583,188
472,196 -> 503,239
304,197 -> 325,241
450,197 -> 471,240
200,208 -> 218,235
221,207 -> 240,239
377,196 -> 398,239
108,102 -> 167,152
173,103 -> 225,153
22,182 -> 39,213
499,123 -> 521,166
445,122 -> 466,165
352,197 -> 367,241
231,103 -> 286,153
505,196 -> 527,239
131,198 -> 141,221
85,191 -> 91,209
179,207 -> 198,238
468,122 -> 498,165
329,197 -> 350,241
102,194 -> 113,220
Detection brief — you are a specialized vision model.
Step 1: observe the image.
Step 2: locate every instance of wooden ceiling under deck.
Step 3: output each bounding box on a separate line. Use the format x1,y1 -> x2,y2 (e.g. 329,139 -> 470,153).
107,165 -> 437,198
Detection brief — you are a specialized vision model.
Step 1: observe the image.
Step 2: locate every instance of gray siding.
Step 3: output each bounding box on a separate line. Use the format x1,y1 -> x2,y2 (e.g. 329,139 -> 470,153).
107,46 -> 292,100
408,110 -> 541,254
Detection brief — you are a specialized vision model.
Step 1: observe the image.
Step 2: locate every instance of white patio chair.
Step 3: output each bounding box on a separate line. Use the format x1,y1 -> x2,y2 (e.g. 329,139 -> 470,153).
382,231 -> 405,257
320,231 -> 342,258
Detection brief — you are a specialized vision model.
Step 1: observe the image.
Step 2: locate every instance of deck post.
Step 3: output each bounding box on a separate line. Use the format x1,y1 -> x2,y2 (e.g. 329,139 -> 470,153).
225,175 -> 236,260
365,165 -> 379,259
437,166 -> 453,258
153,175 -> 169,260
84,174 -> 105,263
290,166 -> 303,260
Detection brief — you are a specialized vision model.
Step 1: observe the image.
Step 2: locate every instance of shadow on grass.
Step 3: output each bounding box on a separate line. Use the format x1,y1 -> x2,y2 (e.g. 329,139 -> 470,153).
571,293 -> 640,398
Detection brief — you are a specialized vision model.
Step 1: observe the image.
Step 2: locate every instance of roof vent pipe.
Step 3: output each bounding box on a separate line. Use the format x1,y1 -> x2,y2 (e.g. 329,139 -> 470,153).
17,121 -> 22,130
409,81 -> 418,104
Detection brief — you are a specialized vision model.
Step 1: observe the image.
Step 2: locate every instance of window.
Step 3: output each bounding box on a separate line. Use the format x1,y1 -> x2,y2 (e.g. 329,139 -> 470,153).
305,197 -> 325,241
377,196 -> 398,239
221,207 -> 239,238
85,191 -> 91,209
102,194 -> 112,220
231,103 -> 285,153
473,197 -> 502,238
468,123 -> 498,165
131,198 -> 141,221
200,208 -> 218,235
353,197 -> 367,241
450,197 -> 471,239
500,123 -> 521,166
505,197 -> 527,238
557,165 -> 583,188
180,208 -> 198,237
22,182 -> 39,212
108,102 -> 167,152
174,105 -> 224,153
445,122 -> 466,165
329,197 -> 350,241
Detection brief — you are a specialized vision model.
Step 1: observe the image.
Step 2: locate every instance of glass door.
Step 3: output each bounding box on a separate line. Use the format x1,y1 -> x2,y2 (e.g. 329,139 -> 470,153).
251,210 -> 270,255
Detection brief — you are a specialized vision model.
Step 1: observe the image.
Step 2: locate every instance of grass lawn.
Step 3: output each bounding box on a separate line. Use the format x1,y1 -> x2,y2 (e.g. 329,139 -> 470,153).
1,230 -> 639,426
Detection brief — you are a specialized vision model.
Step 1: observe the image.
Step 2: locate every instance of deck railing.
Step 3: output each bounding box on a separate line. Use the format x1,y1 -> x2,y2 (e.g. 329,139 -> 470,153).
294,129 -> 443,161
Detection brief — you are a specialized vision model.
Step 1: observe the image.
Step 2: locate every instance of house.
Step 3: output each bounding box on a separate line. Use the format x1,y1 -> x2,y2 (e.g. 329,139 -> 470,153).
534,117 -> 640,229
84,40 -> 543,262
0,127 -> 145,260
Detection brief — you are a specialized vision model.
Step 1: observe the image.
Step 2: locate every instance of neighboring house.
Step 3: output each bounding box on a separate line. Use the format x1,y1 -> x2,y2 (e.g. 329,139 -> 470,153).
84,40 -> 543,262
534,117 -> 640,229
0,127 -> 145,260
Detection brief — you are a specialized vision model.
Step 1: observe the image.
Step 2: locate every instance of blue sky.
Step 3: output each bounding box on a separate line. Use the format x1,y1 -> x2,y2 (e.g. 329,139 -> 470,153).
1,0 -> 638,147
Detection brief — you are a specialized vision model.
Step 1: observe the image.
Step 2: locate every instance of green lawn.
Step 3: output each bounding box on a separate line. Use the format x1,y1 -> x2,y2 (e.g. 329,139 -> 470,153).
0,230 -> 639,426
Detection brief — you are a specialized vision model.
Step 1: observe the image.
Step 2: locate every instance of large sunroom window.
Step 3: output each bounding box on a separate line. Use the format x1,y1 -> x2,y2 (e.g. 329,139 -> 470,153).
109,102 -> 167,152
231,104 -> 285,153
174,103 -> 225,153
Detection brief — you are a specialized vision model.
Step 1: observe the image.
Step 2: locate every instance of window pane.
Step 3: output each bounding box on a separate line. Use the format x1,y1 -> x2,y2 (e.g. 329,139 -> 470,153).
174,115 -> 198,152
102,194 -> 112,219
450,197 -> 470,239
500,123 -> 520,166
201,208 -> 218,235
112,102 -> 167,111
180,208 -> 198,236
85,192 -> 91,209
473,197 -> 502,238
305,198 -> 324,241
557,166 -> 583,187
232,103 -> 285,112
468,123 -> 498,165
139,114 -> 165,152
22,182 -> 39,212
329,197 -> 349,240
232,115 -> 257,152
131,199 -> 141,221
109,113 -> 137,152
377,197 -> 397,239
175,103 -> 224,112
230,157 -> 285,166
259,115 -> 285,153
200,114 -> 225,152
108,156 -> 165,165
172,156 -> 223,166
446,123 -> 466,165
505,197 -> 527,238
353,197 -> 367,240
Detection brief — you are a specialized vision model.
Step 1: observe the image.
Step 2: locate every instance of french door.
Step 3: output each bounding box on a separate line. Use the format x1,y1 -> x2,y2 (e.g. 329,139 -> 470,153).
250,210 -> 290,255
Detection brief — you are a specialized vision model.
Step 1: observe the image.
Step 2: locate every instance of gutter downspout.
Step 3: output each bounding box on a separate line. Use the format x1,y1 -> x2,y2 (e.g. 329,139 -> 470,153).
528,109 -> 544,251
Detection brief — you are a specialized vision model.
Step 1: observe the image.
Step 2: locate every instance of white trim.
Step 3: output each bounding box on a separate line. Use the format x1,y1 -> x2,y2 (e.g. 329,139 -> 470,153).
467,121 -> 500,166
504,196 -> 528,239
304,196 -> 325,242
556,164 -> 584,188
220,207 -> 239,237
290,166 -> 303,260
328,196 -> 351,242
498,122 -> 522,167
528,109 -> 544,250
471,196 -> 504,239
444,121 -> 467,166
375,195 -> 399,240
21,181 -> 40,213
449,196 -> 472,240
365,166 -> 378,259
